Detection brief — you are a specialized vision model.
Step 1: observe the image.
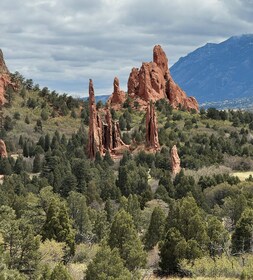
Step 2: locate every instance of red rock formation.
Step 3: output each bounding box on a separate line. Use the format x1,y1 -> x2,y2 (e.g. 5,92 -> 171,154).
128,67 -> 139,97
126,45 -> 199,112
107,77 -> 126,109
0,50 -> 14,105
0,139 -> 7,158
88,79 -> 103,159
88,80 -> 128,159
171,145 -> 181,175
146,102 -> 160,150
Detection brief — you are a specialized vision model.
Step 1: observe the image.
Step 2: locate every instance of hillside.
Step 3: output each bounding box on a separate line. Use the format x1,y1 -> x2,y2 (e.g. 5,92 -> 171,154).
170,34 -> 253,105
0,80 -> 253,278
0,49 -> 253,279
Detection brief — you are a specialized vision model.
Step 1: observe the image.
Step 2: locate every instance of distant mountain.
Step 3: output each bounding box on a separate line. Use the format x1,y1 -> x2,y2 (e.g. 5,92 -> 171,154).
170,34 -> 253,104
82,94 -> 109,104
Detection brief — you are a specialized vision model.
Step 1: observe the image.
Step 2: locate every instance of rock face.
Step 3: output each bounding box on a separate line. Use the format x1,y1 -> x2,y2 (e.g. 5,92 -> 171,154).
0,50 -> 14,105
127,45 -> 199,111
88,79 -> 128,159
146,102 -> 160,150
107,77 -> 126,109
0,139 -> 7,158
170,145 -> 181,175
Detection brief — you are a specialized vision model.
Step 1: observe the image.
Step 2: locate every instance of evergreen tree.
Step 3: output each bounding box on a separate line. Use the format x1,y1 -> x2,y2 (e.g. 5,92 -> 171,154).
23,141 -> 29,157
144,206 -> 166,250
0,206 -> 40,275
67,191 -> 91,242
231,208 -> 253,254
85,245 -> 131,280
50,263 -> 72,280
44,134 -> 51,152
103,150 -> 114,165
108,209 -> 146,271
33,154 -> 42,173
93,210 -> 109,243
159,227 -> 187,273
42,200 -> 75,255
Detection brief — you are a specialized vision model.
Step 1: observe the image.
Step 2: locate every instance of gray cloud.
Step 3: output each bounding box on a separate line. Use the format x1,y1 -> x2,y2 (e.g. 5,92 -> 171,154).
0,0 -> 253,96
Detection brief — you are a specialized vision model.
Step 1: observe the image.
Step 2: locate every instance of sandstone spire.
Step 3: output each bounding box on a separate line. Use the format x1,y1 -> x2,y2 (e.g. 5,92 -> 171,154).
145,102 -> 160,150
171,145 -> 181,175
107,77 -> 126,109
0,139 -> 8,158
87,80 -> 128,159
87,79 -> 103,159
0,49 -> 13,105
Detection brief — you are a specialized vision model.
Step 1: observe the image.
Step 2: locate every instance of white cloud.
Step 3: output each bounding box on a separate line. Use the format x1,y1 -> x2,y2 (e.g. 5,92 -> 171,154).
0,0 -> 253,96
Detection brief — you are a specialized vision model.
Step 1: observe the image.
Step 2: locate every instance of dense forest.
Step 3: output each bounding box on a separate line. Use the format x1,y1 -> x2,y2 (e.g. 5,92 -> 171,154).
0,72 -> 253,279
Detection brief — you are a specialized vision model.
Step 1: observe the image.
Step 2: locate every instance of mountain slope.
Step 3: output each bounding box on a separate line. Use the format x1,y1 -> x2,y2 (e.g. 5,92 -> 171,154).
170,34 -> 253,103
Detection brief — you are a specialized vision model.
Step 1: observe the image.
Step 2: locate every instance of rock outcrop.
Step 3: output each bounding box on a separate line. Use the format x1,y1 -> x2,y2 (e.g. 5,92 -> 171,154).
0,50 -> 14,105
126,45 -> 199,111
0,139 -> 7,158
146,102 -> 160,150
88,79 -> 103,159
107,77 -> 126,109
170,145 -> 181,175
88,79 -> 128,159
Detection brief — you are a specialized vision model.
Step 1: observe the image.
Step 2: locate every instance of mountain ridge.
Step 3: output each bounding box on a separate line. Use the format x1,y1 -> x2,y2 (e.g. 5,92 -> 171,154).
170,34 -> 253,104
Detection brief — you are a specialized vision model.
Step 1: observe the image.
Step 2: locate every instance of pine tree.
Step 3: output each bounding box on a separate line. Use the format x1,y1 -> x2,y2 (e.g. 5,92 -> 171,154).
159,227 -> 187,273
144,206 -> 166,250
67,191 -> 91,242
103,150 -> 114,165
231,208 -> 253,254
33,154 -> 42,173
42,201 -> 75,255
85,245 -> 131,280
50,263 -> 72,280
108,209 -> 147,271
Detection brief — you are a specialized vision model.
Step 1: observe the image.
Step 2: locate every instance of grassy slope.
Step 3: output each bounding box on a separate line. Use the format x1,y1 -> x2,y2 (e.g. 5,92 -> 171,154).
3,90 -> 83,146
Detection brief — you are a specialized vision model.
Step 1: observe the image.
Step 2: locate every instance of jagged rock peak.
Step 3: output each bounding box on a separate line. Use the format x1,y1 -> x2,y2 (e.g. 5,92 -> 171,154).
125,45 -> 199,112
0,139 -> 7,158
170,145 -> 181,175
145,101 -> 160,150
153,45 -> 169,76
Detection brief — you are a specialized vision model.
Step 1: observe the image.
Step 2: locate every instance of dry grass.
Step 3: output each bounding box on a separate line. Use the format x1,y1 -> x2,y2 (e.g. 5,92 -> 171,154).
233,171 -> 253,181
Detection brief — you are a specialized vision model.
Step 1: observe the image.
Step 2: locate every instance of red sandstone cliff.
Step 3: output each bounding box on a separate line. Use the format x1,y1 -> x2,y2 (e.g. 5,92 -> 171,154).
0,50 -> 17,106
126,45 -> 199,111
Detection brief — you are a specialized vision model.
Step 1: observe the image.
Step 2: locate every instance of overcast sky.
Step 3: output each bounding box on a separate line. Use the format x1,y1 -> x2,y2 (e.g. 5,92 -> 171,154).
1,0 -> 253,97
